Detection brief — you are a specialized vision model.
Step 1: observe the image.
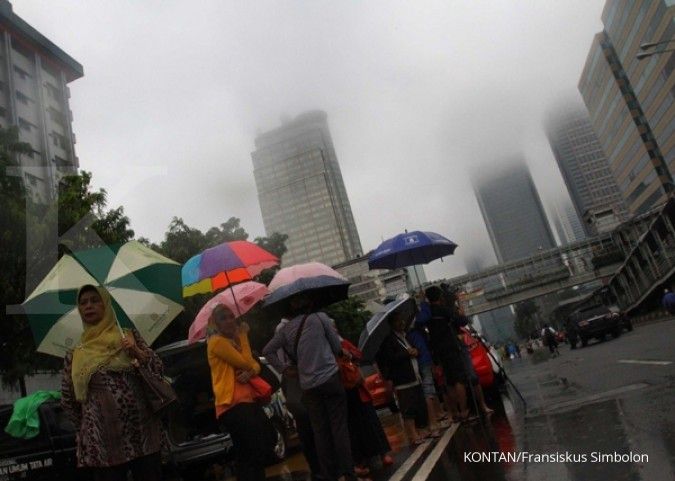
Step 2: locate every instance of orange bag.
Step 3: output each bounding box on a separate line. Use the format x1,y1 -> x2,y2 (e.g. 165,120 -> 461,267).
338,357 -> 363,389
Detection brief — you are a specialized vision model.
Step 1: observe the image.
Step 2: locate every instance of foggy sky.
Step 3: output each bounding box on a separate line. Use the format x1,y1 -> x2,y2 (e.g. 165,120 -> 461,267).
17,0 -> 606,281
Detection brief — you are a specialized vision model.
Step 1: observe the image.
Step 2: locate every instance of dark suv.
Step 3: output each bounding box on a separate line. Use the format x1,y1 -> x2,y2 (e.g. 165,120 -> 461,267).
568,305 -> 632,348
156,340 -> 296,480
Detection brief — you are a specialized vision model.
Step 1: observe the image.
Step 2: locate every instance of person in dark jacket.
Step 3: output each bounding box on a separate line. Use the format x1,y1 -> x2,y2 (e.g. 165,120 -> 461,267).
376,312 -> 437,445
424,286 -> 469,421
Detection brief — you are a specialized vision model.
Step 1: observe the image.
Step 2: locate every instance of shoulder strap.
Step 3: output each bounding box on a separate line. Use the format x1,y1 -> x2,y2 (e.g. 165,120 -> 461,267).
288,313 -> 310,363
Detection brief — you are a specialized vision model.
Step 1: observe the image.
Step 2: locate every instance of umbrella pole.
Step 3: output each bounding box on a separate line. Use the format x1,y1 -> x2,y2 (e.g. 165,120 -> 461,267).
412,265 -> 422,289
223,270 -> 243,316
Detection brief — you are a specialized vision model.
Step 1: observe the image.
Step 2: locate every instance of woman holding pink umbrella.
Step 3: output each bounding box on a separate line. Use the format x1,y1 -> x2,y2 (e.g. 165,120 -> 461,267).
207,301 -> 276,481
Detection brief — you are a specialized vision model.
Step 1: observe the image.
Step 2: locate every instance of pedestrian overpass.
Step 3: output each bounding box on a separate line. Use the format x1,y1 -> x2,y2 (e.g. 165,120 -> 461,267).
441,235 -> 621,316
436,200 -> 674,316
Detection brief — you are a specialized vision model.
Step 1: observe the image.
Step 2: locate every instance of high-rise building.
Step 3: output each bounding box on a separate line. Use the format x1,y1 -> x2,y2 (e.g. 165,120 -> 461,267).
464,255 -> 516,343
333,255 -> 408,303
546,105 -> 628,234
551,201 -> 586,245
474,160 -> 557,264
252,111 -> 363,267
0,0 -> 83,202
579,0 -> 674,216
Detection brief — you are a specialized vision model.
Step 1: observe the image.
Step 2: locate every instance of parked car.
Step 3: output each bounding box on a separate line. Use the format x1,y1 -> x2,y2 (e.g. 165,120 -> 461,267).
568,304 -> 633,348
0,400 -> 90,481
155,339 -> 297,480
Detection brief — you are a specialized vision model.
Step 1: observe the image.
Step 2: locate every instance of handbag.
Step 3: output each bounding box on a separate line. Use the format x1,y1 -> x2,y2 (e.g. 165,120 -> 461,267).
136,364 -> 178,415
249,376 -> 273,404
337,356 -> 363,389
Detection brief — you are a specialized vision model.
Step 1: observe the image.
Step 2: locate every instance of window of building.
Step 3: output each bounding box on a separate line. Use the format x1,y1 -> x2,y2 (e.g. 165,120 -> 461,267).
13,65 -> 30,80
18,117 -> 32,132
15,90 -> 31,105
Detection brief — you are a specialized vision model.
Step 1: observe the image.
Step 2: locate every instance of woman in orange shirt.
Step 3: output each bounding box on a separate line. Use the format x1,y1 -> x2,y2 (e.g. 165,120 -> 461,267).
207,303 -> 275,481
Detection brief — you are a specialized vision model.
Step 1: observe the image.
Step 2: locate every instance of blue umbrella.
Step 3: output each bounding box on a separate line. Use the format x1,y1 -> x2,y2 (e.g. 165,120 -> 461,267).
368,231 -> 457,287
358,295 -> 417,364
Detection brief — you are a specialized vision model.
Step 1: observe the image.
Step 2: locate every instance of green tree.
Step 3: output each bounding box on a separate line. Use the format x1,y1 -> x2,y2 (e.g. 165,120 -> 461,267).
152,217 -> 288,348
514,299 -> 540,339
324,297 -> 372,345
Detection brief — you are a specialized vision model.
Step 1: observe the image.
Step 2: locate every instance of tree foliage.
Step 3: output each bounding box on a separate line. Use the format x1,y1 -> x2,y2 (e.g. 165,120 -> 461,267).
151,218 -> 288,348
324,297 -> 372,346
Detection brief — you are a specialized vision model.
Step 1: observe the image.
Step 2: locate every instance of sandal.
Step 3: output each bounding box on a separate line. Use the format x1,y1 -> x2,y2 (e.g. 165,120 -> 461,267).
381,454 -> 394,466
354,466 -> 370,477
426,430 -> 442,439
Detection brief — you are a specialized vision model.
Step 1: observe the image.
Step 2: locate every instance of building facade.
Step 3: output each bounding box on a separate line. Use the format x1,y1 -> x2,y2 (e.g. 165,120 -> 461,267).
333,255 -> 408,303
474,160 -> 557,264
546,105 -> 628,234
579,0 -> 675,216
252,111 -> 363,267
0,0 -> 83,202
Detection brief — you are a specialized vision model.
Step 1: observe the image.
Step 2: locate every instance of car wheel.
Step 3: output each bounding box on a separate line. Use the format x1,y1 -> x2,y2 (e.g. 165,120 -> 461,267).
625,321 -> 633,332
581,337 -> 588,347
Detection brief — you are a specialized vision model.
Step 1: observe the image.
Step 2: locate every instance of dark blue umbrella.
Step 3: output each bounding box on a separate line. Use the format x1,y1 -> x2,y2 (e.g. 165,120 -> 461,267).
368,230 -> 458,270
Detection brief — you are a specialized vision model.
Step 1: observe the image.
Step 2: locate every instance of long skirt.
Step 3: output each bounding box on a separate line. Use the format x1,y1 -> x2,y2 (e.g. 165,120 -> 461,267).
345,388 -> 391,464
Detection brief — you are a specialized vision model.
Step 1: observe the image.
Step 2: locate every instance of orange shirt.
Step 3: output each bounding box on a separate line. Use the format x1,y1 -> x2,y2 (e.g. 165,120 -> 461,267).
207,332 -> 260,418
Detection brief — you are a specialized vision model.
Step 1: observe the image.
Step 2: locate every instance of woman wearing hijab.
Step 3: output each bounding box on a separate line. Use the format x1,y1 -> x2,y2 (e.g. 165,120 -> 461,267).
61,285 -> 165,481
207,303 -> 276,481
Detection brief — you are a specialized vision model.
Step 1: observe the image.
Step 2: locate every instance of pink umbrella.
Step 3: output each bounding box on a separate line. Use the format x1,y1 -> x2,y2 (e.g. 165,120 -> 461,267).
268,262 -> 346,292
264,262 -> 350,312
188,281 -> 269,343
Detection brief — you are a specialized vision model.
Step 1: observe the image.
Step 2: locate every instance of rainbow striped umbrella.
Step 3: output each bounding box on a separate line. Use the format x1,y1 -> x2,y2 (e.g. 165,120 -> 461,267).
181,241 -> 278,297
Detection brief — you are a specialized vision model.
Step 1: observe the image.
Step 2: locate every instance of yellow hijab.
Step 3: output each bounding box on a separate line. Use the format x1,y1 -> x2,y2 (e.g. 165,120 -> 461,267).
71,285 -> 133,402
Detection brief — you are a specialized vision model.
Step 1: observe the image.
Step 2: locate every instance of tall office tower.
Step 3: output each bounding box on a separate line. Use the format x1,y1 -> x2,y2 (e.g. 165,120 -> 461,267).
551,201 -> 586,246
546,105 -> 628,235
579,0 -> 674,216
474,160 -> 557,264
0,0 -> 83,202
252,111 -> 363,267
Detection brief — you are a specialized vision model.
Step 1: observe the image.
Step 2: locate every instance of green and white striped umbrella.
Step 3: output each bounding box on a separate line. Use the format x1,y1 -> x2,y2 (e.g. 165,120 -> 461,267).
22,241 -> 184,357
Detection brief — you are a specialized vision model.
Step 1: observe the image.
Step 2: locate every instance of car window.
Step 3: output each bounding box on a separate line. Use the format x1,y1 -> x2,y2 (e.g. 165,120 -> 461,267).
0,407 -> 50,455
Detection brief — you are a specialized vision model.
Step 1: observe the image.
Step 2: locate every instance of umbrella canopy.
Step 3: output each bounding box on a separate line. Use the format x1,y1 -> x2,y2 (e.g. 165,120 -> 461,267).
368,231 -> 457,270
188,281 -> 268,343
22,241 -> 183,358
264,262 -> 350,313
358,295 -> 417,364
181,241 -> 278,297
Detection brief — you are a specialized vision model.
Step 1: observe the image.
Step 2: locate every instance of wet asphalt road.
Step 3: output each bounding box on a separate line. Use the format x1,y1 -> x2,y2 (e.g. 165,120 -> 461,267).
238,319 -> 674,481
439,318 -> 675,481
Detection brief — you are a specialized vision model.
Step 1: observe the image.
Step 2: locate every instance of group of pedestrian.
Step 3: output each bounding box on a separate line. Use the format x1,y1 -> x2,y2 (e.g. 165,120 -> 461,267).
376,285 -> 493,447
59,281 -> 496,481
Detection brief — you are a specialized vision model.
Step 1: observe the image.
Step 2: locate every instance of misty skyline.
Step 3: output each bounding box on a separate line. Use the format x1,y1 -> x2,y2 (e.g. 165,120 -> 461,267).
15,0 -> 607,281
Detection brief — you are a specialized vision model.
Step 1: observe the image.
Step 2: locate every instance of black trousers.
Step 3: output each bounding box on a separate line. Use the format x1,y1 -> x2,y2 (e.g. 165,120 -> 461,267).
283,376 -> 323,479
92,452 -> 161,481
218,402 -> 275,481
302,372 -> 355,481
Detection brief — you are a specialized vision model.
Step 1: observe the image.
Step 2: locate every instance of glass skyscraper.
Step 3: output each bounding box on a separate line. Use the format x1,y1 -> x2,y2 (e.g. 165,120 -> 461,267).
474,160 -> 556,264
252,111 -> 362,267
579,0 -> 674,215
546,105 -> 628,235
